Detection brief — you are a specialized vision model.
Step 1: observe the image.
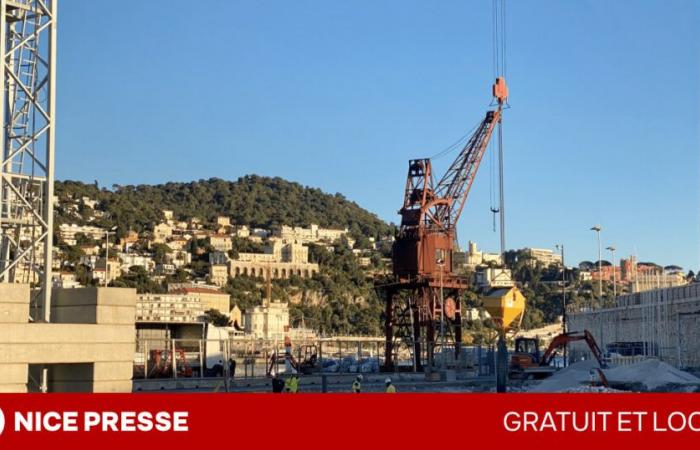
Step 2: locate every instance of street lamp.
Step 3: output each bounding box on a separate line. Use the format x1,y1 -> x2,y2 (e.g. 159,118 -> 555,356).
555,244 -> 567,366
606,245 -> 617,299
104,226 -> 117,287
436,256 -> 445,368
590,225 -> 602,304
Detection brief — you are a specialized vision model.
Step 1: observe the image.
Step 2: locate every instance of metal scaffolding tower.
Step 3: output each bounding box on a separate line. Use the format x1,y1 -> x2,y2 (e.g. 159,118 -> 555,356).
0,0 -> 57,321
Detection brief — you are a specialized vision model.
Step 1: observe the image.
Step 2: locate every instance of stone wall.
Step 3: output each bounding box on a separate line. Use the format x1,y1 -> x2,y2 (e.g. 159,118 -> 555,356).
568,283 -> 700,370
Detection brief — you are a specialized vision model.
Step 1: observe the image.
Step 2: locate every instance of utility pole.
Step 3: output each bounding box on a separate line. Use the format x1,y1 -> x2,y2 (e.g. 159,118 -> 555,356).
555,244 -> 566,365
104,226 -> 117,287
437,257 -> 445,368
606,245 -> 617,299
590,225 -> 602,305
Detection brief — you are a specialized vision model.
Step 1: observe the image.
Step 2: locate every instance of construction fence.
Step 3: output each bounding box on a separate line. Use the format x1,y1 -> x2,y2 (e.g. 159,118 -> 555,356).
132,337 -> 496,381
568,283 -> 700,370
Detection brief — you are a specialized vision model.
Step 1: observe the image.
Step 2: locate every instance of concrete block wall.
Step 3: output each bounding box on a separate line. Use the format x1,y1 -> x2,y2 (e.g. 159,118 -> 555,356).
48,362 -> 132,393
0,284 -> 137,393
0,284 -> 31,392
0,283 -> 29,324
568,284 -> 700,369
50,287 -> 136,324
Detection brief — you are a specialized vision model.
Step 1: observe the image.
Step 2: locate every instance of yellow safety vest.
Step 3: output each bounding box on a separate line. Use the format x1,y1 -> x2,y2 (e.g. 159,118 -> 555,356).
284,377 -> 294,392
386,384 -> 396,393
352,381 -> 361,393
289,377 -> 299,393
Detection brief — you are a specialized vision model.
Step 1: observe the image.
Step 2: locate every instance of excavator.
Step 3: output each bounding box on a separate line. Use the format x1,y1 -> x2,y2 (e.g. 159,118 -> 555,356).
509,330 -> 609,384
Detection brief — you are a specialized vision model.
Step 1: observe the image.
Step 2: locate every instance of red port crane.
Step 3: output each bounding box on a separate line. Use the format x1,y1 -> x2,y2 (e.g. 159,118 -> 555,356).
379,78 -> 508,371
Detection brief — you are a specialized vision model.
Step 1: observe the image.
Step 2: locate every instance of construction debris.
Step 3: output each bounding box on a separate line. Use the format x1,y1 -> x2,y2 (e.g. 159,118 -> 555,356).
529,358 -> 700,393
605,359 -> 700,390
562,386 -> 625,393
529,360 -> 600,392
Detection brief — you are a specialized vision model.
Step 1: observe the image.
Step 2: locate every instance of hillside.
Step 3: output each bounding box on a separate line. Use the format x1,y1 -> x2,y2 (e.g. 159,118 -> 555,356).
55,176 -> 394,240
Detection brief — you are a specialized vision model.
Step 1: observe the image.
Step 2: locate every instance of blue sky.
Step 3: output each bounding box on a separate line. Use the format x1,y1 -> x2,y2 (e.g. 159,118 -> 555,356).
56,1 -> 699,271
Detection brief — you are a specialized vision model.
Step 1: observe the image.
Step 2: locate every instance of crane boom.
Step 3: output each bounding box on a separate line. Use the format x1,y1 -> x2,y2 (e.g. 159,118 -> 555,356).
393,97 -> 503,280
433,109 -> 500,231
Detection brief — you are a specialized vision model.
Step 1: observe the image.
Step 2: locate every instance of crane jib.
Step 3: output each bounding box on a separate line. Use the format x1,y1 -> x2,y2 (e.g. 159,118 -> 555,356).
398,108 -> 500,235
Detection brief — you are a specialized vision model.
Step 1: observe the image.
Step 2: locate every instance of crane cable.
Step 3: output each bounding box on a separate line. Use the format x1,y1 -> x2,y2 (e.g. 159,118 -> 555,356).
493,0 -> 508,258
489,0 -> 508,231
492,0 -> 507,81
428,118 -> 483,161
489,139 -> 498,232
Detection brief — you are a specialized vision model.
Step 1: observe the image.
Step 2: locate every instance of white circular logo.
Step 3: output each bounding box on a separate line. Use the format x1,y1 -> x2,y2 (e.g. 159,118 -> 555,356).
0,408 -> 5,435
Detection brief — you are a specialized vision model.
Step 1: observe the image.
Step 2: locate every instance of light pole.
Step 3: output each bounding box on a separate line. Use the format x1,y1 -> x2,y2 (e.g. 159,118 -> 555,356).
104,226 -> 117,287
436,257 -> 445,368
606,245 -> 617,299
555,244 -> 567,366
590,225 -> 602,304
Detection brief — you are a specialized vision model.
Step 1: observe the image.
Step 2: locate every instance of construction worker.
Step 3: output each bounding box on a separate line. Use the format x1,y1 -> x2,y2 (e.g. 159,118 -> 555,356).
285,374 -> 299,393
352,375 -> 363,393
385,377 -> 396,393
284,335 -> 293,373
228,358 -> 236,379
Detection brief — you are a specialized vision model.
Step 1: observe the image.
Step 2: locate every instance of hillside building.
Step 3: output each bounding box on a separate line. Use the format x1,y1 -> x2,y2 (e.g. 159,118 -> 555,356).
272,224 -> 347,244
136,293 -> 205,323
462,241 -> 502,269
243,301 -> 289,340
169,286 -> 230,315
522,247 -> 562,267
589,256 -> 688,293
208,234 -> 232,252
229,238 -> 319,279
209,264 -> 228,287
152,223 -> 173,243
58,224 -> 105,245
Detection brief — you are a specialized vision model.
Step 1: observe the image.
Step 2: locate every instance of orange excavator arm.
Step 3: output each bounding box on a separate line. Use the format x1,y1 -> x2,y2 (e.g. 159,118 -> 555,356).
540,330 -> 607,368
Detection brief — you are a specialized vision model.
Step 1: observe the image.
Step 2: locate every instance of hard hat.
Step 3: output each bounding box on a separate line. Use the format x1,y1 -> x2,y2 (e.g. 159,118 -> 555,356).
385,377 -> 392,384
356,375 -> 363,381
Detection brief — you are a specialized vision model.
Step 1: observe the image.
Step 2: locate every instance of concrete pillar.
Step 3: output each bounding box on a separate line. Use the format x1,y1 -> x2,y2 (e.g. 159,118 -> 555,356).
0,283 -> 30,392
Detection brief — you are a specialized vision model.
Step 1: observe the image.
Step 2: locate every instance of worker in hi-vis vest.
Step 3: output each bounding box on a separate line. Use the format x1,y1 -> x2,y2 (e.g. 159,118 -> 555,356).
385,377 -> 396,393
285,374 -> 299,393
352,375 -> 363,393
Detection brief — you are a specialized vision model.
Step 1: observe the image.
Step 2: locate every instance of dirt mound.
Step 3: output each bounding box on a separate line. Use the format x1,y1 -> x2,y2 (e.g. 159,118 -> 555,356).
529,360 -> 599,393
529,358 -> 700,393
606,359 -> 700,390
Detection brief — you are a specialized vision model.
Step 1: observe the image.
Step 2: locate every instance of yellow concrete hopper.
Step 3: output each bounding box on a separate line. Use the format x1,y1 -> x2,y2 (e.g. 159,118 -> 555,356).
482,286 -> 525,331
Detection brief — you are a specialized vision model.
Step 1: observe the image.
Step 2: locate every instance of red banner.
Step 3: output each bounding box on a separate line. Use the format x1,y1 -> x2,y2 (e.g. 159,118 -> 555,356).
0,394 -> 699,448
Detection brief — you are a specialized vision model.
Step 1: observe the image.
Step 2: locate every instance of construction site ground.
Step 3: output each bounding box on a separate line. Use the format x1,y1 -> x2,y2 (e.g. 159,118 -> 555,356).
134,372 -> 497,393
133,357 -> 700,394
